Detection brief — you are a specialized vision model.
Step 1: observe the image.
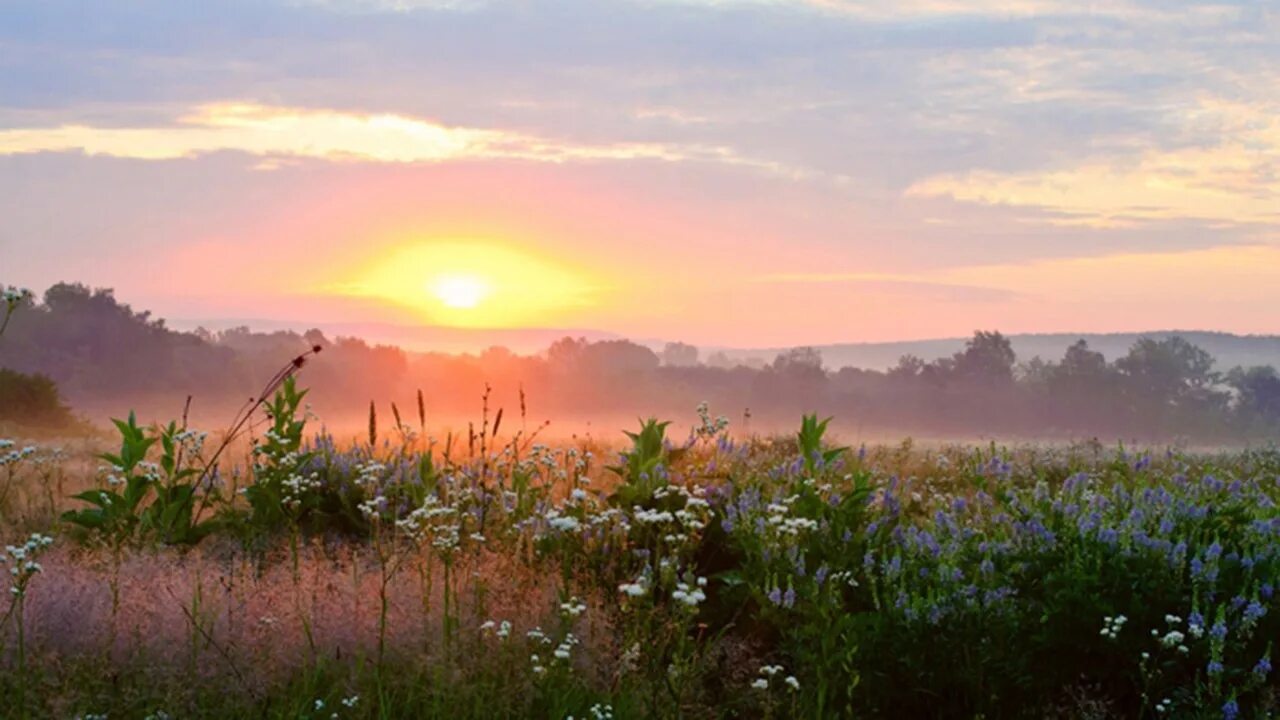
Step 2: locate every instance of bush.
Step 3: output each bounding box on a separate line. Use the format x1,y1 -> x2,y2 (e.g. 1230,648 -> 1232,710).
0,368 -> 74,428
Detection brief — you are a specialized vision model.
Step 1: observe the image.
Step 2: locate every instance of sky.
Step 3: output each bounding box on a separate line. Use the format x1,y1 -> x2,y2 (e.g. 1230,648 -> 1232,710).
2,0 -> 1279,348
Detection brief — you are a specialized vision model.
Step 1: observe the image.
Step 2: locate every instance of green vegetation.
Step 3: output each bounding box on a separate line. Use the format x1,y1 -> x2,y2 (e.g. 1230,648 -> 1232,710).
0,287 -> 74,430
1,377 -> 1279,718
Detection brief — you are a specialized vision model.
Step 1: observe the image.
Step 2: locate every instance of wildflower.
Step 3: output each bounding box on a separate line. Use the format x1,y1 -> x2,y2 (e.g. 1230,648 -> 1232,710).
751,678 -> 769,690
1222,698 -> 1239,720
672,580 -> 706,607
561,597 -> 588,617
1100,615 -> 1127,640
619,579 -> 648,598
785,676 -> 800,691
1242,600 -> 1267,626
1253,655 -> 1272,679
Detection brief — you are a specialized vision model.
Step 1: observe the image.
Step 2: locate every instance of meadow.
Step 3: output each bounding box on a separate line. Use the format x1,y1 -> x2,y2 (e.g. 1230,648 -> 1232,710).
1,359 -> 1278,719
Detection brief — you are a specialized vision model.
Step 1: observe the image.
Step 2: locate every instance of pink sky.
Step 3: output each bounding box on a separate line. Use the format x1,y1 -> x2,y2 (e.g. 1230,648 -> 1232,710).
3,2 -> 1279,348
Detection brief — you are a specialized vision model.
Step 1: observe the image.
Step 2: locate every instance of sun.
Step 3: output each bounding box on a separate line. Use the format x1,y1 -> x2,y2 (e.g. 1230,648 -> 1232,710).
332,240 -> 602,327
429,274 -> 490,309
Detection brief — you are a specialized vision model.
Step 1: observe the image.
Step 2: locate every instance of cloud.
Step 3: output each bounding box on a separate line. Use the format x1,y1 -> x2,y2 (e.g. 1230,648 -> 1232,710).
0,102 -> 792,170
905,97 -> 1280,227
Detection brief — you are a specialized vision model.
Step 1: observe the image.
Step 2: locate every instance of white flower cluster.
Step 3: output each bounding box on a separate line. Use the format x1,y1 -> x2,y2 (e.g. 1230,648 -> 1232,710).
553,633 -> 579,661
313,697 -> 357,719
173,428 -> 208,456
619,570 -> 651,598
752,665 -> 799,691
357,494 -> 386,521
0,442 -> 37,467
561,597 -> 588,617
527,626 -> 581,676
694,401 -> 730,440
1155,629 -> 1187,651
828,569 -> 860,588
2,287 -> 33,305
565,704 -> 616,720
1099,614 -> 1127,640
355,461 -> 387,487
396,495 -> 462,551
766,496 -> 819,536
635,485 -> 712,545
4,533 -> 54,596
635,508 -> 675,524
283,471 -> 322,510
480,619 -> 513,639
497,443 -> 592,485
546,510 -> 582,533
672,576 -> 708,607
1149,614 -> 1189,652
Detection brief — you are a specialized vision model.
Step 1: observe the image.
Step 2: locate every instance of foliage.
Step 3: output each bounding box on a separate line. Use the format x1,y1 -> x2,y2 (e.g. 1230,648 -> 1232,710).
796,412 -> 846,476
607,418 -> 673,506
0,286 -> 74,429
0,368 -> 74,428
7,388 -> 1280,718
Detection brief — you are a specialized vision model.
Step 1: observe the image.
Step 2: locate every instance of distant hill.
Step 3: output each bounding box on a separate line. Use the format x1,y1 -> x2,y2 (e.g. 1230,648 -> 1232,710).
713,332 -> 1280,372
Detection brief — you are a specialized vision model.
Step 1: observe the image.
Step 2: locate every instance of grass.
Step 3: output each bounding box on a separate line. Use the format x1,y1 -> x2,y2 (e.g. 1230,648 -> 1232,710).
0,386 -> 1278,719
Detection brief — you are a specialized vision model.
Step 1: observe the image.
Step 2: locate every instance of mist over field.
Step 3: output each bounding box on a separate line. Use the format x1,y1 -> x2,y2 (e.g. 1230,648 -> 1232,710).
4,282 -> 1280,445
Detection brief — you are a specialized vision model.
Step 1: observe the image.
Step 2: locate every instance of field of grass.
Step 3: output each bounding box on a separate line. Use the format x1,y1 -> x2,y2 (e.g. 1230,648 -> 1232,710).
1,380 -> 1279,719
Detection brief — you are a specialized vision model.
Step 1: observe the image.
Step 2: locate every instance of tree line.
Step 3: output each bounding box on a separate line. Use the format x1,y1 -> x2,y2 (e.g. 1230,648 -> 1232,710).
2,283 -> 1278,440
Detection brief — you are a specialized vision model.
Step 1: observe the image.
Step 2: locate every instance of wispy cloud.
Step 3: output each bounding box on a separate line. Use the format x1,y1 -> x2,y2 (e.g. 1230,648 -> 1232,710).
0,102 -> 786,170
906,97 -> 1280,227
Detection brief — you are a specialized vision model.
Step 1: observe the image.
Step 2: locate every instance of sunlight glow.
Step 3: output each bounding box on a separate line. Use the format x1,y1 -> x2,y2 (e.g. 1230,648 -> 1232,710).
429,274 -> 490,309
331,240 -> 601,327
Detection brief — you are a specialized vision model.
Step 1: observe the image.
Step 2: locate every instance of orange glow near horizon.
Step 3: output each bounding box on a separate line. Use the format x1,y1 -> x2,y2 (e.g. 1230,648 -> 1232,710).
328,240 -> 603,328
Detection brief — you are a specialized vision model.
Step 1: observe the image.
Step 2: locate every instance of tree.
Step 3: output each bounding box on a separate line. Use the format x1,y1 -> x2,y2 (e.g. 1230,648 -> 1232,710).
546,336 -> 587,370
1116,336 -> 1218,407
1227,366 -> 1280,425
303,328 -> 332,350
1059,339 -> 1108,379
1115,336 -> 1227,428
579,340 -> 660,376
887,354 -> 925,383
705,351 -> 735,369
772,346 -> 825,382
951,331 -> 1016,386
661,341 -> 699,367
